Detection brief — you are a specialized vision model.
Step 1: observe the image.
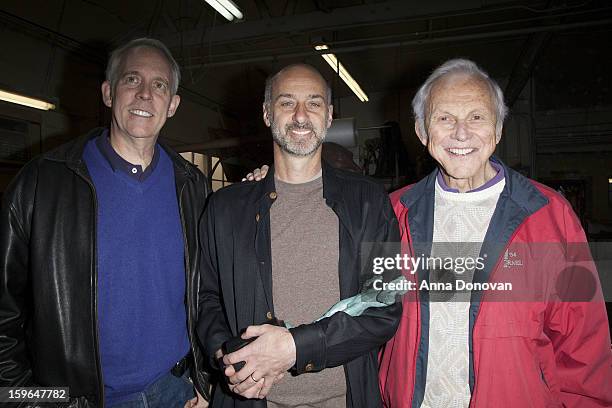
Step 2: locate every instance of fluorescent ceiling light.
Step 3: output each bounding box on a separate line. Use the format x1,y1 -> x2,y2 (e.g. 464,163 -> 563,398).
315,45 -> 369,103
217,0 -> 243,19
0,89 -> 56,111
204,0 -> 243,21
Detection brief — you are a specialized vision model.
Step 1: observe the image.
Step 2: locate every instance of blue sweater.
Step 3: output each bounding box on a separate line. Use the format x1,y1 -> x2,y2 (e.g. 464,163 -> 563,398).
83,139 -> 189,406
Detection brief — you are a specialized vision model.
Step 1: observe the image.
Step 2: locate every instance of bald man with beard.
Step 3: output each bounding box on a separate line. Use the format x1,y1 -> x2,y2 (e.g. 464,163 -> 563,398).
198,64 -> 401,408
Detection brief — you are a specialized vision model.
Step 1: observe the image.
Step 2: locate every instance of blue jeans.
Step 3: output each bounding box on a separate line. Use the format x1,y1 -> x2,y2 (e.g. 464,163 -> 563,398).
109,370 -> 195,408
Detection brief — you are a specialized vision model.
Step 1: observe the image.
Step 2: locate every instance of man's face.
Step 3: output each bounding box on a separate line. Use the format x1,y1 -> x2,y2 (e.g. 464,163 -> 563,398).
417,74 -> 499,190
263,66 -> 333,157
101,47 -> 180,143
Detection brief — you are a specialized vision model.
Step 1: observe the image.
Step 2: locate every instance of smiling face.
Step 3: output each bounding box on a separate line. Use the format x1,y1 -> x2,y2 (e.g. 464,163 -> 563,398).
263,65 -> 333,157
101,46 -> 180,145
417,73 -> 499,192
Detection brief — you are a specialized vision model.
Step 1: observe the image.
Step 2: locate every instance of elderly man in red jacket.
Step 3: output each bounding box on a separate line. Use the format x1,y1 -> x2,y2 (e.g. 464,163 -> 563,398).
379,58 -> 612,407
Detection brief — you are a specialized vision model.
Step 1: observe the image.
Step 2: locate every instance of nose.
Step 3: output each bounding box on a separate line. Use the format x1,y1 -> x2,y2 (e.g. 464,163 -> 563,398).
452,120 -> 469,142
292,102 -> 308,124
136,82 -> 152,101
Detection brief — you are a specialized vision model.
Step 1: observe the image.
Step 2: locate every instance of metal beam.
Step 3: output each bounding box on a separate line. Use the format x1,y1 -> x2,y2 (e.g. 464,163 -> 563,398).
162,0 -> 480,48
504,0 -> 561,108
254,0 -> 272,19
0,9 -> 235,117
283,0 -> 298,16
181,17 -> 612,68
0,9 -> 104,63
162,12 -> 179,33
504,32 -> 551,107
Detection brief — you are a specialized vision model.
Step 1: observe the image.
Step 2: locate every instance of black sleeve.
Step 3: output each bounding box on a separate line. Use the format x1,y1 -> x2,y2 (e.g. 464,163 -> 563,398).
196,196 -> 233,368
290,187 -> 402,374
0,171 -> 35,387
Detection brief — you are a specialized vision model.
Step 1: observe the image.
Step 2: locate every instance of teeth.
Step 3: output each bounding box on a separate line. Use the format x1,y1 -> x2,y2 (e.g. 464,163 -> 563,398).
292,130 -> 311,135
129,109 -> 153,117
448,148 -> 475,155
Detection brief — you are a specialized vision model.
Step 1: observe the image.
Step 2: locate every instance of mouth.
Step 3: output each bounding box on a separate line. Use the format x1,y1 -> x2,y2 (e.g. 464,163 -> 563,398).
129,109 -> 154,118
447,147 -> 476,156
290,129 -> 312,136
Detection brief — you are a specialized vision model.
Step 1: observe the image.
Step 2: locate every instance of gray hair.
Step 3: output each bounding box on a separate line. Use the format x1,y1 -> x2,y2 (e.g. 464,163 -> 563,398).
105,38 -> 181,95
412,58 -> 508,139
264,64 -> 332,108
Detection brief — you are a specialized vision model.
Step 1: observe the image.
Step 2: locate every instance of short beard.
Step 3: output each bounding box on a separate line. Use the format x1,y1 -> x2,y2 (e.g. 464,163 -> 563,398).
270,114 -> 327,157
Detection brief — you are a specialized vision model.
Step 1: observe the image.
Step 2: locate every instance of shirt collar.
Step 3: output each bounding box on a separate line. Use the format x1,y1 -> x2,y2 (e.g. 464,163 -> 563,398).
95,129 -> 160,182
436,160 -> 505,193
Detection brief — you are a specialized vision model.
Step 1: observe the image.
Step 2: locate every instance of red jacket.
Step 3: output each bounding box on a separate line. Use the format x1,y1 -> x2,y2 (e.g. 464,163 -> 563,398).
379,162 -> 612,408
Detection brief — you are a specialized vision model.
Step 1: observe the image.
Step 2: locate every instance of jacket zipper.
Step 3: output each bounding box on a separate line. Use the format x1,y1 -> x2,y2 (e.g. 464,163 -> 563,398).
73,165 -> 105,407
468,229 -> 521,408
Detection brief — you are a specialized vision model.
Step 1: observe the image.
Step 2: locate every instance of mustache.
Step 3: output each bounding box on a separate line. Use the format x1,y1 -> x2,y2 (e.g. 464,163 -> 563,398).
285,121 -> 314,132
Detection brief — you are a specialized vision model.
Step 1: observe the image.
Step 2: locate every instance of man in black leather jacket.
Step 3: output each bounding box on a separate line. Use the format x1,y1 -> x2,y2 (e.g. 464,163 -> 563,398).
0,38 -> 210,407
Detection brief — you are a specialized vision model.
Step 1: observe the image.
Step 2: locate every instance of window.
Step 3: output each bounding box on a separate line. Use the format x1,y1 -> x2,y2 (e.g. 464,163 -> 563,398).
180,152 -> 232,192
211,156 -> 232,192
179,152 -> 206,173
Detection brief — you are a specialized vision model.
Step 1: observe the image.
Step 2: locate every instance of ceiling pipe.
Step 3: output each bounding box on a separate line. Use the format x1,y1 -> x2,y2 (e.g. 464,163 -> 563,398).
183,6 -> 606,62
185,17 -> 612,68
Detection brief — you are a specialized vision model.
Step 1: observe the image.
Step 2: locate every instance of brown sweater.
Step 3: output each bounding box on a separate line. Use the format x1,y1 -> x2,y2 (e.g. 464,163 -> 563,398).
266,176 -> 346,408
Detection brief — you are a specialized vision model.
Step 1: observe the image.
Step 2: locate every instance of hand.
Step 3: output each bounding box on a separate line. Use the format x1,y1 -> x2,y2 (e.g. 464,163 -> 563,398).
219,345 -> 267,399
184,389 -> 208,408
223,365 -> 286,399
242,165 -> 270,182
223,324 -> 296,398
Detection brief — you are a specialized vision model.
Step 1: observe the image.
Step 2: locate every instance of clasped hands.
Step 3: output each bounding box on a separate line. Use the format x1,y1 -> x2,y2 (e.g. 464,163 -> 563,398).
217,324 -> 296,399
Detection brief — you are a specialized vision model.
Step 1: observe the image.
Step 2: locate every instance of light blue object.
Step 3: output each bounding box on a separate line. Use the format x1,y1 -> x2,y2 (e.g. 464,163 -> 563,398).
282,276 -> 408,329
316,276 -> 408,321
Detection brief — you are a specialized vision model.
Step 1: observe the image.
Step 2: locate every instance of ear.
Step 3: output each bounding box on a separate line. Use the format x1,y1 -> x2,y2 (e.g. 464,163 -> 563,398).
415,122 -> 428,146
101,81 -> 112,108
263,103 -> 271,127
326,104 -> 334,129
495,126 -> 502,144
167,94 -> 181,118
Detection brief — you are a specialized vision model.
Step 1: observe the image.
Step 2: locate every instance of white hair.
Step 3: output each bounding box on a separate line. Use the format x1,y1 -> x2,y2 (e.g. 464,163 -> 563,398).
412,58 -> 508,139
105,37 -> 181,95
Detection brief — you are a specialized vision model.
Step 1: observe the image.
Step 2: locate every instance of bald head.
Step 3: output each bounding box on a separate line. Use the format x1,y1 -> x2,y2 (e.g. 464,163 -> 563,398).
264,63 -> 332,108
262,63 -> 334,158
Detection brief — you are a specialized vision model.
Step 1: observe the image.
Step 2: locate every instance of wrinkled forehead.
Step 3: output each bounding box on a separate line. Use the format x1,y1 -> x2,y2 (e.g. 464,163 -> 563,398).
429,73 -> 494,109
119,46 -> 173,81
272,66 -> 328,99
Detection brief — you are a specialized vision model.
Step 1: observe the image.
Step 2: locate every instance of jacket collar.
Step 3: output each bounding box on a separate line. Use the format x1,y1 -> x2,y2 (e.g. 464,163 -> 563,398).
251,160 -> 341,204
321,160 -> 343,204
491,156 -> 548,215
399,155 -> 548,214
43,127 -> 197,179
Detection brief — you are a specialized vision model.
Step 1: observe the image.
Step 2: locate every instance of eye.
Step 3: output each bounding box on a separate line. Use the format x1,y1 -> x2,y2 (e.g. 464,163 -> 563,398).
125,75 -> 140,85
472,114 -> 483,120
153,80 -> 168,92
280,101 -> 294,107
308,101 -> 322,108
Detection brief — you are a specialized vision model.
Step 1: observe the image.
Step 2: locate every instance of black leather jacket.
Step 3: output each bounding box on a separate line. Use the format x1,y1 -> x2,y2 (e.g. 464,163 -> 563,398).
198,163 -> 402,408
0,128 -> 211,407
